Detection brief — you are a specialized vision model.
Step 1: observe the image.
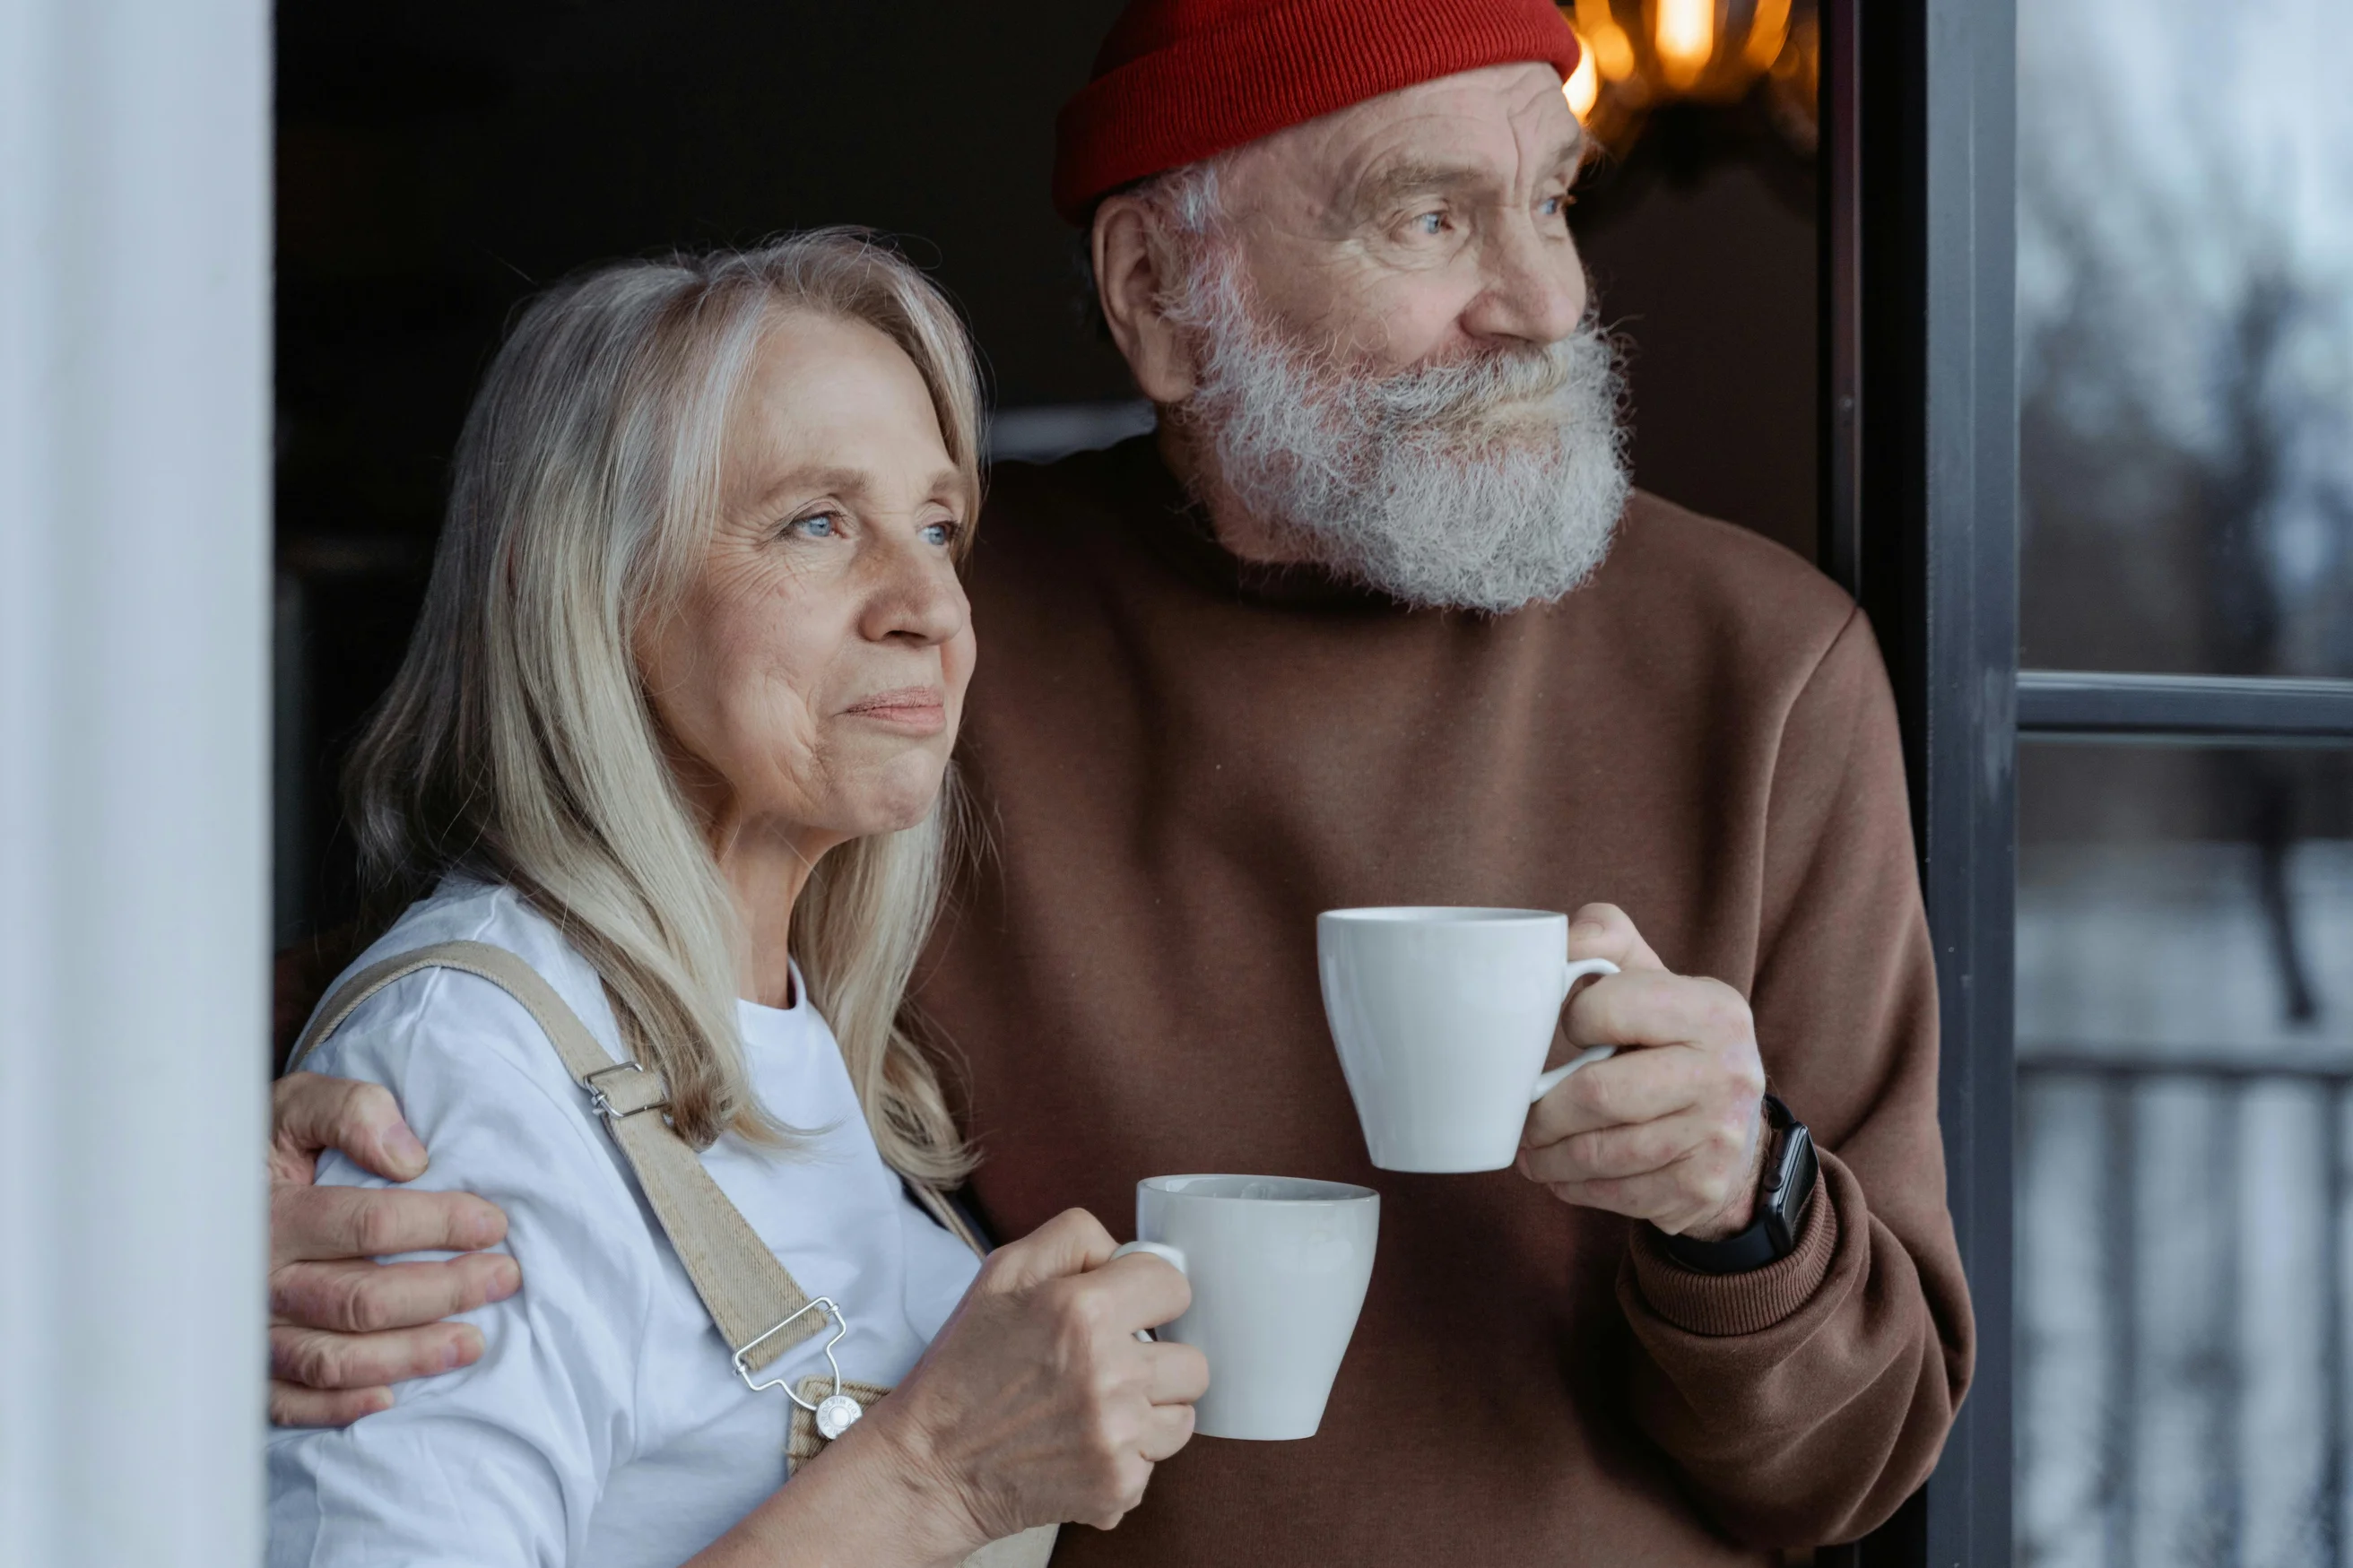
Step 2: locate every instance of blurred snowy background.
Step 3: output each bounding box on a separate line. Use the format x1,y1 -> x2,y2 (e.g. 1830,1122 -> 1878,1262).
2014,0 -> 2353,1564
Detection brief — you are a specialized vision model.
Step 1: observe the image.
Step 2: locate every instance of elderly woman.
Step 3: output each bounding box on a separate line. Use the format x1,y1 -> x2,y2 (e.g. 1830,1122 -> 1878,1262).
266,234 -> 1205,1567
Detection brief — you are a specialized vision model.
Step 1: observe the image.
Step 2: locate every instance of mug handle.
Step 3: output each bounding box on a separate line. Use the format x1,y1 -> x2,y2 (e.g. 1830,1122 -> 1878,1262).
1530,957 -> 1621,1104
1107,1240 -> 1189,1343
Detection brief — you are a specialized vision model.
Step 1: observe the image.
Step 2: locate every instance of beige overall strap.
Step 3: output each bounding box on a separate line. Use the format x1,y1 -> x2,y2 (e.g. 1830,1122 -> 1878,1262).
287,940 -> 822,1373
292,939 -> 1057,1568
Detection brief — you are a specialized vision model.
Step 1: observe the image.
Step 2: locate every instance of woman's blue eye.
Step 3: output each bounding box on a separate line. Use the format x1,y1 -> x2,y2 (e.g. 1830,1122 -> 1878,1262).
920,520 -> 959,548
789,513 -> 838,540
1415,212 -> 1445,236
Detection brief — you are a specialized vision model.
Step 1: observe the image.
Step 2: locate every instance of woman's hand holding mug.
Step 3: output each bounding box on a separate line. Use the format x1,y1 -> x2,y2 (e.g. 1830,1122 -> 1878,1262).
847,1208 -> 1207,1551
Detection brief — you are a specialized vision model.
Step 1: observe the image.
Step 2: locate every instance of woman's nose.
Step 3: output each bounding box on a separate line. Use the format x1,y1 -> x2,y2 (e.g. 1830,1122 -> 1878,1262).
860,537 -> 968,647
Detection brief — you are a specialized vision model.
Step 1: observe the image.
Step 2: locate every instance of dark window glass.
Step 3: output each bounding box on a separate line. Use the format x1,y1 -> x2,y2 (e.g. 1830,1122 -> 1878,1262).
2017,0 -> 2353,678
2016,742 -> 2353,1565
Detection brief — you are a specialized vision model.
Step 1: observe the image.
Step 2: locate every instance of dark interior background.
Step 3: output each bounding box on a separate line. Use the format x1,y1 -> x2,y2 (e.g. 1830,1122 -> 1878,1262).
274,0 -> 1820,941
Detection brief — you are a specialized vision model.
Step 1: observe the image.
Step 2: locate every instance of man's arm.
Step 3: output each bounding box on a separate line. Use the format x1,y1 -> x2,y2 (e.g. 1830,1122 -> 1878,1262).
1620,611 -> 1968,1546
268,1072 -> 518,1425
1519,609 -> 1972,1547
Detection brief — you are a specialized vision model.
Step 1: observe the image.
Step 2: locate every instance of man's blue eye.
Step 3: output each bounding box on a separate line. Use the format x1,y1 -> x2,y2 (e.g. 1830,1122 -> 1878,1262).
1415,212 -> 1445,236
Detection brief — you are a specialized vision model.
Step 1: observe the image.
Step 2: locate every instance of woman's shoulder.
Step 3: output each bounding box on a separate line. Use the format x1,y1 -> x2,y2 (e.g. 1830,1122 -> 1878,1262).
296,880 -> 626,1138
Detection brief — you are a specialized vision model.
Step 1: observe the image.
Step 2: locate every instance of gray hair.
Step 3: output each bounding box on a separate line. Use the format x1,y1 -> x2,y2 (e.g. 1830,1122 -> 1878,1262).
1074,156 -> 1233,340
346,231 -> 979,1180
1111,160 -> 1630,612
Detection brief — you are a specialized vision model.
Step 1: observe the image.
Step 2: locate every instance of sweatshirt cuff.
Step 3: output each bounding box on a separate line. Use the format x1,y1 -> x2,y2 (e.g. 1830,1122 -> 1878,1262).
1627,1154 -> 1845,1337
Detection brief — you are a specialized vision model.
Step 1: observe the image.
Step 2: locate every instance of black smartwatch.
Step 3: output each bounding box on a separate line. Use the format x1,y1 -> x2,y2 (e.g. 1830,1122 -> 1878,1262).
1655,1094 -> 1818,1275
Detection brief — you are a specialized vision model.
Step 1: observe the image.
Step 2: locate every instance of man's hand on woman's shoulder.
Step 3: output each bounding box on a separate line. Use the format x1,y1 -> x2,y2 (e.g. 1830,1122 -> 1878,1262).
268,1071 -> 519,1426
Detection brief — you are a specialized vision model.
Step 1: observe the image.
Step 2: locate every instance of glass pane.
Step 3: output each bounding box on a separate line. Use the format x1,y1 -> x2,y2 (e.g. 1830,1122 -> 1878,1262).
2018,0 -> 2353,677
2017,743 -> 2353,1567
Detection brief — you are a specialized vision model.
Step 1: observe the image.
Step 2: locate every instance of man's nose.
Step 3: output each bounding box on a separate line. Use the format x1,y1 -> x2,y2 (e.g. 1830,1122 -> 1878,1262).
1462,218 -> 1587,347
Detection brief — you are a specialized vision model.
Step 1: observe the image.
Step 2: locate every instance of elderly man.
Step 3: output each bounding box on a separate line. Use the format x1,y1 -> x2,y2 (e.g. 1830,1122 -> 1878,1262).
265,0 -> 1972,1560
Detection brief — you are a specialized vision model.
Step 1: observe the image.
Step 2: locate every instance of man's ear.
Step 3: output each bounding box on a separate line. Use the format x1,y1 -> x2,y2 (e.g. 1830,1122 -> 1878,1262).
1093,198 -> 1196,404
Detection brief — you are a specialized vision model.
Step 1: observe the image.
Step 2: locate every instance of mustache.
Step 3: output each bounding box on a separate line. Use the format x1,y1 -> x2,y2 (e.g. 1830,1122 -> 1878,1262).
1353,340 -> 1580,427
1166,238 -> 1605,440
1242,323 -> 1602,446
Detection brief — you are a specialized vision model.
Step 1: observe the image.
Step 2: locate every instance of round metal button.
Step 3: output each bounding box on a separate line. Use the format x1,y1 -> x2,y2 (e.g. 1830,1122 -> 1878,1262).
814,1391 -> 864,1440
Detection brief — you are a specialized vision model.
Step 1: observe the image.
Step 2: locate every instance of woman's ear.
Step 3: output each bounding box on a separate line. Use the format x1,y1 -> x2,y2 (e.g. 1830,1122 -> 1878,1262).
1093,199 -> 1196,405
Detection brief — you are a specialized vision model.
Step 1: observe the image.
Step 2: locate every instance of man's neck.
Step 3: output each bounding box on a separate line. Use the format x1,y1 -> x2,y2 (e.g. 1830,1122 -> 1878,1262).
1154,418 -> 1318,567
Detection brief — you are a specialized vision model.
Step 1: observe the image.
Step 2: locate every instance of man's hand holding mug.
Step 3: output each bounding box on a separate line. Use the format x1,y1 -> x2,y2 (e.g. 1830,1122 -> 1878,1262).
1516,903 -> 1770,1242
1318,901 -> 1768,1243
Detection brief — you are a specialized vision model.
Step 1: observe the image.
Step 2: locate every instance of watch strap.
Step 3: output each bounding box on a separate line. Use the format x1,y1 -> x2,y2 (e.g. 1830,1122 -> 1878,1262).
1656,1094 -> 1818,1276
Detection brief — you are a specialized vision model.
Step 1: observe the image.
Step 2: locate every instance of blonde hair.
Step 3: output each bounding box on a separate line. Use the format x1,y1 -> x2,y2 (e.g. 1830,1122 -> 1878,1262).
346,230 -> 980,1182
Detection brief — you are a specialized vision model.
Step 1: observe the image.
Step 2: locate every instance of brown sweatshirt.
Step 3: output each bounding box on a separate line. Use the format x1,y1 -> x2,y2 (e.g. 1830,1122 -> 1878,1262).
916,435 -> 1974,1564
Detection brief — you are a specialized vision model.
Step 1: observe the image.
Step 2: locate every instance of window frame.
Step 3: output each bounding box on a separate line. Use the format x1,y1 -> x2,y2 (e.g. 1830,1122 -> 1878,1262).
1830,0 -> 2020,1558
1828,3 -> 2353,1563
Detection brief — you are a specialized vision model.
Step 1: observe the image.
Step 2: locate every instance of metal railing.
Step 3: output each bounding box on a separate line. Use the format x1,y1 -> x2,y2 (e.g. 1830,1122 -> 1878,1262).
2019,1050 -> 2353,1568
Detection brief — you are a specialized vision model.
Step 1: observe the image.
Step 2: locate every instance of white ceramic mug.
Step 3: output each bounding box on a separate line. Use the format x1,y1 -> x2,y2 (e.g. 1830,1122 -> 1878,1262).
1317,906 -> 1620,1173
1107,1174 -> 1378,1441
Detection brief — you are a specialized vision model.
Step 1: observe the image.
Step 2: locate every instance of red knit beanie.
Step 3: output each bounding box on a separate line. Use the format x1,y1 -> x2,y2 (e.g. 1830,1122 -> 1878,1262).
1052,0 -> 1582,222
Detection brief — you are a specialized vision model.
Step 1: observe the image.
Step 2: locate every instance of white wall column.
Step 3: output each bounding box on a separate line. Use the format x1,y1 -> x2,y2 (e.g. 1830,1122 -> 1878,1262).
0,0 -> 271,1561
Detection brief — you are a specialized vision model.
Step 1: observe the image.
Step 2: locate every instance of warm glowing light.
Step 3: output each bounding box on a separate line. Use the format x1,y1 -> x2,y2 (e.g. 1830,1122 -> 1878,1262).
1743,0 -> 1793,72
1550,0 -> 1822,155
1654,0 -> 1715,88
1572,0 -> 1636,80
1593,21 -> 1637,79
1564,35 -> 1601,119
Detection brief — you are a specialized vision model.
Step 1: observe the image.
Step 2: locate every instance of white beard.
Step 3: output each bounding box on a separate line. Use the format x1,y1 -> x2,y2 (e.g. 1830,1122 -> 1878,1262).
1165,241 -> 1631,613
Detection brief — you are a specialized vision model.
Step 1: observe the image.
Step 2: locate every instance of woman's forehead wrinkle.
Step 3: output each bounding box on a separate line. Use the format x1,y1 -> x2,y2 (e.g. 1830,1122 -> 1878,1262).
721,380 -> 802,503
733,463 -> 866,523
782,464 -> 883,497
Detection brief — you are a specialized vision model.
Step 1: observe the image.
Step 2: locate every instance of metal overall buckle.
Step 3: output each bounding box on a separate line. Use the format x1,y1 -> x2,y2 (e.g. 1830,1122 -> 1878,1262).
583,1060 -> 664,1122
733,1297 -> 864,1439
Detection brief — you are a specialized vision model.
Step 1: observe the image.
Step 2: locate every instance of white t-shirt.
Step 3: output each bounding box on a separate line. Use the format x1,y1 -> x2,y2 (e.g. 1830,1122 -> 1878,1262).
266,879 -> 984,1568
